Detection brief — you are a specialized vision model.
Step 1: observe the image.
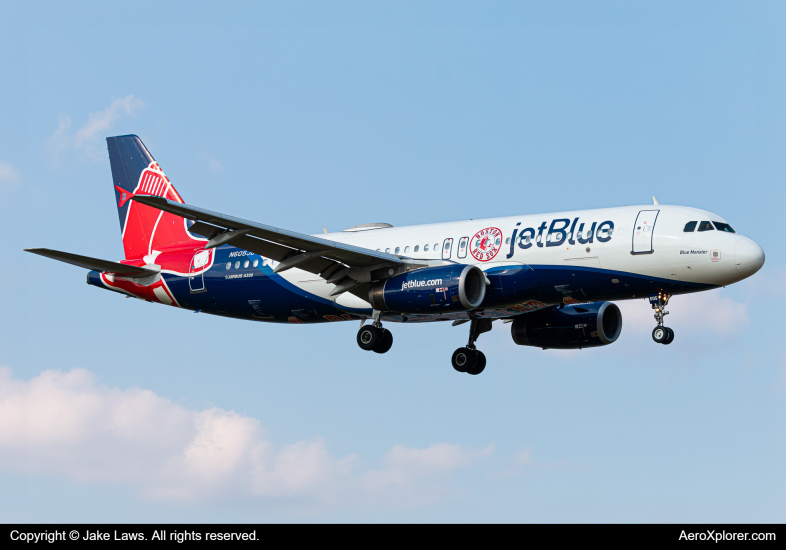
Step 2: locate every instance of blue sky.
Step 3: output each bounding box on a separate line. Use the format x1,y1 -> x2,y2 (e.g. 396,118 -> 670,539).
0,1 -> 784,522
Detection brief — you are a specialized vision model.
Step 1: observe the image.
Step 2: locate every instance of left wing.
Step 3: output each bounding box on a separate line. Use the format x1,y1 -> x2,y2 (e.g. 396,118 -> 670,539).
25,248 -> 160,278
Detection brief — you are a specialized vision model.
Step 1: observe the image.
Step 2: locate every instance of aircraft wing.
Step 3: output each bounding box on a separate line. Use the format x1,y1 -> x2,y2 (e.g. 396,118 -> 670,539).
131,195 -> 403,279
24,248 -> 160,277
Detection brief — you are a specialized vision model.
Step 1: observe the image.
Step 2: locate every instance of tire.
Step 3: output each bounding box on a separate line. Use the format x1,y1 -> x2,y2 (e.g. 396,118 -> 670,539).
373,329 -> 393,354
451,347 -> 477,373
357,325 -> 381,351
467,351 -> 486,375
663,327 -> 674,345
652,326 -> 668,344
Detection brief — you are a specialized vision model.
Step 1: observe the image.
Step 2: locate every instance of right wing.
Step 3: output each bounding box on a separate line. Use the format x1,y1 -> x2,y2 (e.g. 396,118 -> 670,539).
131,195 -> 405,285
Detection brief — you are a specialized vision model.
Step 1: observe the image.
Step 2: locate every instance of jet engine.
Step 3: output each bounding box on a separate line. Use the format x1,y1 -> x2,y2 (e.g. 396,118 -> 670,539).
368,264 -> 486,314
511,301 -> 622,349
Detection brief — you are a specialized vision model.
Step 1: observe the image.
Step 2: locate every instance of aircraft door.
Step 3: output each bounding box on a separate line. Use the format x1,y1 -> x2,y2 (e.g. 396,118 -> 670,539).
442,238 -> 454,260
632,210 -> 659,254
457,236 -> 469,259
189,249 -> 211,292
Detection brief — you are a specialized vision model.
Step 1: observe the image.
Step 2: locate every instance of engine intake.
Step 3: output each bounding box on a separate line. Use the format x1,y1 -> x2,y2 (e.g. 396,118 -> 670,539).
369,264 -> 486,314
511,301 -> 622,349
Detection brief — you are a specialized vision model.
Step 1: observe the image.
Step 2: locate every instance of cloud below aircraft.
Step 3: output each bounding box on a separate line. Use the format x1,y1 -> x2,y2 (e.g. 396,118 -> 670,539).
0,367 -> 492,509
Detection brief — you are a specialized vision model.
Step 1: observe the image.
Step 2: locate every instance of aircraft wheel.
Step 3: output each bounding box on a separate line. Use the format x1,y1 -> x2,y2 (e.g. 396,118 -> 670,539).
467,351 -> 486,375
652,326 -> 668,344
357,325 -> 381,351
663,327 -> 674,345
451,347 -> 477,373
373,328 -> 393,354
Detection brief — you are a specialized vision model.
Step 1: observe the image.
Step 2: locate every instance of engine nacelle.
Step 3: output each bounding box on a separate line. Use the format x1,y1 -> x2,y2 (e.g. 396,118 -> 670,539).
511,301 -> 622,349
368,264 -> 486,314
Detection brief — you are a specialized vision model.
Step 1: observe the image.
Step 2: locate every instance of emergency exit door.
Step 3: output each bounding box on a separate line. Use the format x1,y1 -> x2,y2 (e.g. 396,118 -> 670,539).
632,210 -> 659,254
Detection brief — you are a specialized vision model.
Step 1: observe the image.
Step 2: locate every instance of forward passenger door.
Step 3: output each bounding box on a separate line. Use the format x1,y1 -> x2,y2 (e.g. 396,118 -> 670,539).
632,210 -> 659,254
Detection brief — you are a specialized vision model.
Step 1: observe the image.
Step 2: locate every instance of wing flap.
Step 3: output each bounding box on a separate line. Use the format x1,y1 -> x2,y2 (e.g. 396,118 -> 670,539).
25,248 -> 159,277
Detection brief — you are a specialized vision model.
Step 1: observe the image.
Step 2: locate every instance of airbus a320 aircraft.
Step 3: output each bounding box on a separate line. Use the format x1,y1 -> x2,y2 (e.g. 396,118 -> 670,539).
26,135 -> 765,375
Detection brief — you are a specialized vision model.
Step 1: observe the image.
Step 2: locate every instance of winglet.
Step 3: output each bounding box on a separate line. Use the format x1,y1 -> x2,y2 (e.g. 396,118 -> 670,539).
653,196 -> 660,205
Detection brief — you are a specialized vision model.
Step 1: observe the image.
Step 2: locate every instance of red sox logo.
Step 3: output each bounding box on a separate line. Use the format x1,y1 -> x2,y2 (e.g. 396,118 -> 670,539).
470,227 -> 503,261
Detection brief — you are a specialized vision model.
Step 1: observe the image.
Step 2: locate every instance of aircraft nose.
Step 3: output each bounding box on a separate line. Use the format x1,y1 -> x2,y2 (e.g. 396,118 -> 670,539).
735,238 -> 765,278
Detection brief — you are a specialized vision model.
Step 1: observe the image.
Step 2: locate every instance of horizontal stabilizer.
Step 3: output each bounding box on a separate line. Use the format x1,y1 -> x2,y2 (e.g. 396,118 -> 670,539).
24,248 -> 160,277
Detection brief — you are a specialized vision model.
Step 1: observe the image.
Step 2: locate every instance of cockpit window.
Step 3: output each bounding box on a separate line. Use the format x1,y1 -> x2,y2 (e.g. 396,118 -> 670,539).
713,222 -> 736,233
683,221 -> 697,232
697,221 -> 714,232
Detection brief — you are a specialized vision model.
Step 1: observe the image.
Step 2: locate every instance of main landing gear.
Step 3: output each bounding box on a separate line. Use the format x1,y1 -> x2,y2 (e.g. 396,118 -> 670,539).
357,314 -> 393,354
451,318 -> 492,375
650,291 -> 674,345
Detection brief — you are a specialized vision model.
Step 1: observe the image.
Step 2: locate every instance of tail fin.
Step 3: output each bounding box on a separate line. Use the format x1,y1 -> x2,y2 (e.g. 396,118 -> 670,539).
107,135 -> 199,260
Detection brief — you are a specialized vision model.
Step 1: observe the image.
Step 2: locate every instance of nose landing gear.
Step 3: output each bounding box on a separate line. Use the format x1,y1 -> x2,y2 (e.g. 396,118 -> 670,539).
357,313 -> 393,354
650,292 -> 674,345
451,318 -> 492,375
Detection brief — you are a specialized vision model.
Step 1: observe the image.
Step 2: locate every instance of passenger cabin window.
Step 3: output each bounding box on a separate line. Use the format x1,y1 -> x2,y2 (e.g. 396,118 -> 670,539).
226,262 -> 231,270
434,243 -> 439,252
253,259 -> 259,267
243,260 -> 249,268
697,221 -> 714,232
395,247 -> 400,254
404,246 -> 410,253
385,248 -> 390,253
713,222 -> 736,233
683,221 -> 697,232
414,245 -> 419,252
234,261 -> 240,269
424,244 -> 429,252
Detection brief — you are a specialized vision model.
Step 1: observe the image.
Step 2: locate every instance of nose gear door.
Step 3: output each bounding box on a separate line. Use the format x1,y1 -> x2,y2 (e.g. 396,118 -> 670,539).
189,249 -> 211,292
632,210 -> 659,254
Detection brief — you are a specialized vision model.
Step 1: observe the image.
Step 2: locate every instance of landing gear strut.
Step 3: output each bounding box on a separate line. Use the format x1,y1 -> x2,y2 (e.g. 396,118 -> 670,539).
451,318 -> 492,375
357,312 -> 393,354
649,291 -> 674,345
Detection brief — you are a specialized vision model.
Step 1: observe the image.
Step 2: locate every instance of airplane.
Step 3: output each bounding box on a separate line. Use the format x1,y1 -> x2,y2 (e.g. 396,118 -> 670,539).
26,135 -> 765,375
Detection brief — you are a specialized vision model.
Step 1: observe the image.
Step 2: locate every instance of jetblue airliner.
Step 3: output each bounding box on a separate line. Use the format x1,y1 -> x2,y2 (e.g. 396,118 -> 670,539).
26,135 -> 765,375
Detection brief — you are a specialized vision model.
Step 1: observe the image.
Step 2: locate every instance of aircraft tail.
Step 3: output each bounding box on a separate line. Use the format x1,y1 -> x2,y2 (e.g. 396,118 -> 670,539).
107,135 -> 199,260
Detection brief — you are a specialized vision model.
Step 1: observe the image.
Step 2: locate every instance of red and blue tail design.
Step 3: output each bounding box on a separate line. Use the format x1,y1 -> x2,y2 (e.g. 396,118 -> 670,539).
107,135 -> 201,260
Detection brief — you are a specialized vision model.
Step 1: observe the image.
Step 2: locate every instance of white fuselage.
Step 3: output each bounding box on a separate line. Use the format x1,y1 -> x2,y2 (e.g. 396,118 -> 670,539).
277,204 -> 764,309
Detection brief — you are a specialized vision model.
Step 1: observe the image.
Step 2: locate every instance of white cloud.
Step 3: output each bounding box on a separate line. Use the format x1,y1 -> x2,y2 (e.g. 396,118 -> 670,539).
0,368 -> 489,508
360,443 -> 494,506
49,96 -> 145,162
490,448 -> 568,479
0,161 -> 21,190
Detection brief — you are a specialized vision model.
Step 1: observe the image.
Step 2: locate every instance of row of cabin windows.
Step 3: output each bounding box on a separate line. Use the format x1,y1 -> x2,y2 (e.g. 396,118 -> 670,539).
683,221 -> 736,233
226,259 -> 260,270
374,228 -> 612,256
379,243 -> 442,254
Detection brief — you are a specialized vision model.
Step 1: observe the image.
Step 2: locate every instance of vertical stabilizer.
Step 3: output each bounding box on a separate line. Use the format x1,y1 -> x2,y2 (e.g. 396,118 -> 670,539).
107,135 -> 200,260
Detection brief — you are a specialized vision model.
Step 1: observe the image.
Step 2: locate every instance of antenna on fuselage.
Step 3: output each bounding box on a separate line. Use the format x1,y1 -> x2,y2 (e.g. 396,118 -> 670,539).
652,196 -> 660,205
